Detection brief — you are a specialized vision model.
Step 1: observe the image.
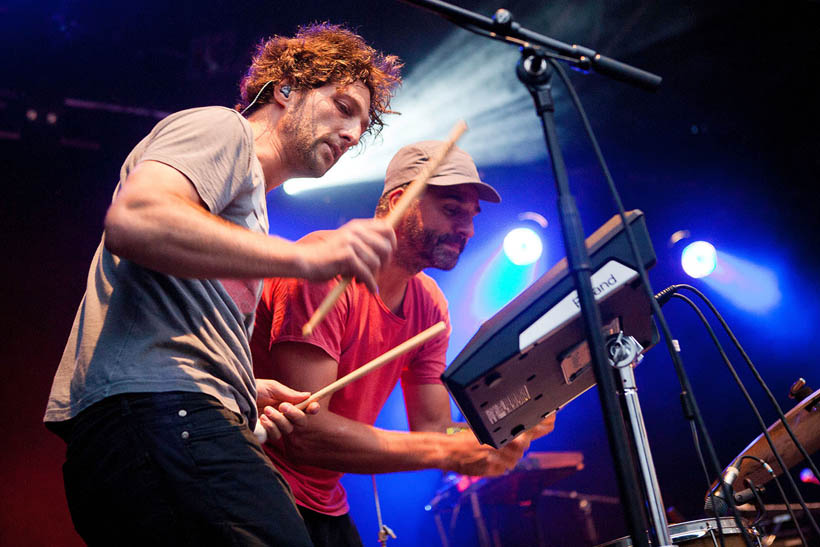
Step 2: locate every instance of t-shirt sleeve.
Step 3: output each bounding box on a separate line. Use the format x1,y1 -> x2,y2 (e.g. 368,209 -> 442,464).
140,108 -> 253,215
401,278 -> 451,385
267,276 -> 348,363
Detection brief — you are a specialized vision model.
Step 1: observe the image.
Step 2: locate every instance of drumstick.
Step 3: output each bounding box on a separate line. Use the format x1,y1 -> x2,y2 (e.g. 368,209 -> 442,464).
301,121 -> 468,337
295,321 -> 447,410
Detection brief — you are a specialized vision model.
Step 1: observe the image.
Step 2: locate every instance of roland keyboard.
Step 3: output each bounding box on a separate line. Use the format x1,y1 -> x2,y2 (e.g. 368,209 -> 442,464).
443,211 -> 658,448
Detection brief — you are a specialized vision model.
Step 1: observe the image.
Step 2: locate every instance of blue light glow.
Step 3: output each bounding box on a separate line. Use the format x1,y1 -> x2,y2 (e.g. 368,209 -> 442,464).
468,249 -> 542,322
701,250 -> 781,313
503,227 -> 543,265
681,241 -> 717,278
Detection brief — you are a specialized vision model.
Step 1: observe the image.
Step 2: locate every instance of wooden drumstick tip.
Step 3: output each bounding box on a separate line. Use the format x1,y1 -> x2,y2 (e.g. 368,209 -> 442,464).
450,119 -> 468,139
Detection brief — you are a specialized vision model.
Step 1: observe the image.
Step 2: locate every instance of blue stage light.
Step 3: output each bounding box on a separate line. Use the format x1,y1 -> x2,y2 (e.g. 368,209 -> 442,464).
681,241 -> 717,278
503,227 -> 543,266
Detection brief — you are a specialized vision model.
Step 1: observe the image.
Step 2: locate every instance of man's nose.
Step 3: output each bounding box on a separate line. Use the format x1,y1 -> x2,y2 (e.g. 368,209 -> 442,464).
455,218 -> 475,240
339,121 -> 362,150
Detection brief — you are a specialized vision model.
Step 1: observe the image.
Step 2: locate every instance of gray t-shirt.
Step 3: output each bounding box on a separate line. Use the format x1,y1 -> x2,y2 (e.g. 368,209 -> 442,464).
44,106 -> 268,429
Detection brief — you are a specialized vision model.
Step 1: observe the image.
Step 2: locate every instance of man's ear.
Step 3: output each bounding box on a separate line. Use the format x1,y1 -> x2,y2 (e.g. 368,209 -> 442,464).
388,187 -> 406,211
272,80 -> 293,107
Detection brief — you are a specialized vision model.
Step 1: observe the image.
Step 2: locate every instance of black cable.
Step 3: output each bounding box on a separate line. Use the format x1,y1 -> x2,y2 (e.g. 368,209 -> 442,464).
691,421 -> 728,547
547,58 -> 754,546
671,293 -> 754,543
673,284 -> 820,541
670,293 -> 807,547
739,455 -> 809,546
676,283 -> 820,484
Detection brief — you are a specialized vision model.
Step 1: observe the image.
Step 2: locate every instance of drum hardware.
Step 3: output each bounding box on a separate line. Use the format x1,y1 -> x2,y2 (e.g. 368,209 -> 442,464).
595,517 -> 763,547
737,504 -> 820,547
788,379 -> 815,407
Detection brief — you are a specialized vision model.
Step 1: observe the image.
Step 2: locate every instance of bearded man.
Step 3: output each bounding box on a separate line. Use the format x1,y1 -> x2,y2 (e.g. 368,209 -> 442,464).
251,141 -> 547,547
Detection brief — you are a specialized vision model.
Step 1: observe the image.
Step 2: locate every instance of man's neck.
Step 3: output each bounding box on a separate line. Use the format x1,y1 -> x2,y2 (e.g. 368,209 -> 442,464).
247,107 -> 289,191
376,261 -> 416,317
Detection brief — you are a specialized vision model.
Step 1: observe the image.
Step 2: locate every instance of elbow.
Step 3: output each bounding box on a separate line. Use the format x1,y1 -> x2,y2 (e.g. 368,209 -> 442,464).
103,202 -> 136,258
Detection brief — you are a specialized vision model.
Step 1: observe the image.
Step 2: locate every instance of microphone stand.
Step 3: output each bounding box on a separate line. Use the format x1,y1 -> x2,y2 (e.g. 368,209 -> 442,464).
398,2 -> 684,546
513,49 -> 655,547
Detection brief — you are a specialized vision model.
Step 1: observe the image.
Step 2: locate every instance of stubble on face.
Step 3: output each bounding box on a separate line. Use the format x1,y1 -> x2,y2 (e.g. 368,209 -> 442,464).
394,205 -> 466,273
278,93 -> 327,178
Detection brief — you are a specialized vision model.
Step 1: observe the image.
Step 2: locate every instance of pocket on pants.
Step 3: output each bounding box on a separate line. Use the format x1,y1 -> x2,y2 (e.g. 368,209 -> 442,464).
181,408 -> 265,475
63,429 -> 178,544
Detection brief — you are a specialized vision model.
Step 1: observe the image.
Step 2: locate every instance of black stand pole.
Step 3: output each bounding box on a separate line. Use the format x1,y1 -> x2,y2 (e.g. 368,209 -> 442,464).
515,48 -> 651,547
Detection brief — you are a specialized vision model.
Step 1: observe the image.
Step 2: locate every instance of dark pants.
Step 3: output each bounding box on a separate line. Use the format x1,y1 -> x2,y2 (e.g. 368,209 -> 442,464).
58,391 -> 313,547
298,506 -> 364,547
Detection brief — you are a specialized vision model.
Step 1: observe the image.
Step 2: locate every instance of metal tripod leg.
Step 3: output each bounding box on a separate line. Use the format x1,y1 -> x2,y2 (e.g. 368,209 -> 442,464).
607,333 -> 674,547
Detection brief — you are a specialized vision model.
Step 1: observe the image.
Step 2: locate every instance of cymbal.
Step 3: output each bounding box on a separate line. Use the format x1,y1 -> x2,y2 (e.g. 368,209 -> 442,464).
727,388 -> 820,489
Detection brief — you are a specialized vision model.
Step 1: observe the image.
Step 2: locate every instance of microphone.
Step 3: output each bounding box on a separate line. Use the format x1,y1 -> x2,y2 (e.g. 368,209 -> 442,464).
732,486 -> 765,506
704,466 -> 739,517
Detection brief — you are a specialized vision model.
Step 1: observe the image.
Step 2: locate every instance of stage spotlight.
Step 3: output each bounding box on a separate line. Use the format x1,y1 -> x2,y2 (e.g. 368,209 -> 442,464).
503,227 -> 543,265
670,233 -> 780,313
681,241 -> 717,279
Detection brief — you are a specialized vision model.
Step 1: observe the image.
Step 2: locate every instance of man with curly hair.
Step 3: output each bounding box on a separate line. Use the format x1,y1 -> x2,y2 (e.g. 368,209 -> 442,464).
44,23 -> 401,546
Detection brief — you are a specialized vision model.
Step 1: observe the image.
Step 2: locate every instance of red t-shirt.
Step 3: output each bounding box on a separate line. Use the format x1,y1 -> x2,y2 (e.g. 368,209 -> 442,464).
250,272 -> 451,515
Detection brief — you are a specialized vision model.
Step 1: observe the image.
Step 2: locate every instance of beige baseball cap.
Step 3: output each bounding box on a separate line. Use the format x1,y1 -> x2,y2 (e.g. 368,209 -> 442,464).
382,140 -> 501,203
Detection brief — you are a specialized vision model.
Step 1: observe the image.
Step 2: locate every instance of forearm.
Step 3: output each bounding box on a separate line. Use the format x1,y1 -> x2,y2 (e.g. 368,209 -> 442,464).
104,195 -> 305,279
280,409 -> 530,477
280,411 -> 455,474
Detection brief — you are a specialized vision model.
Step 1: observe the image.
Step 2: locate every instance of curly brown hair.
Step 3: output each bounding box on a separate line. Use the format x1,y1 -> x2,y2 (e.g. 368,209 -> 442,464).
236,22 -> 402,138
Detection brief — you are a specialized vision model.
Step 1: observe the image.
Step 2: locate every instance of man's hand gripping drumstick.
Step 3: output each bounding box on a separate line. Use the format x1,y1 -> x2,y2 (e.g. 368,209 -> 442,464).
254,322 -> 446,444
301,121 -> 468,337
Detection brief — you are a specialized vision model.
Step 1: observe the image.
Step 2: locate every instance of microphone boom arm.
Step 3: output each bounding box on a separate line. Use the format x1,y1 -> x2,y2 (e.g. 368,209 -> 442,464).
399,0 -> 662,90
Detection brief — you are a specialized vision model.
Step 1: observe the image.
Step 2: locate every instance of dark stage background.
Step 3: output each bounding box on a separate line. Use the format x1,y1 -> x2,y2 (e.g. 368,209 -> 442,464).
2,1 -> 819,545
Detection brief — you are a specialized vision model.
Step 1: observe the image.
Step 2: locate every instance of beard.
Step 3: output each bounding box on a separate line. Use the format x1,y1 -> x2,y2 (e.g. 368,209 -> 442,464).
278,97 -> 330,178
396,210 -> 466,272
